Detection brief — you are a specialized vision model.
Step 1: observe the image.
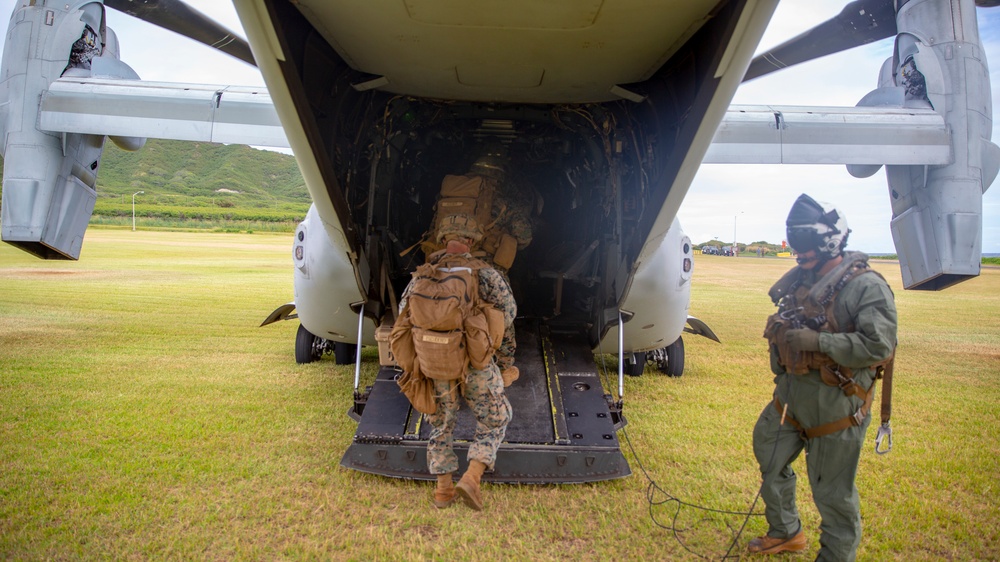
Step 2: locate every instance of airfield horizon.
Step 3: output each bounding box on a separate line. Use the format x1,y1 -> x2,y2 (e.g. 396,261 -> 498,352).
1,229 -> 997,560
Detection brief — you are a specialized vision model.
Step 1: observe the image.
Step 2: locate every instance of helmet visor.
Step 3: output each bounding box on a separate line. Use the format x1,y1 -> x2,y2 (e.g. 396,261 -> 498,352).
787,227 -> 824,253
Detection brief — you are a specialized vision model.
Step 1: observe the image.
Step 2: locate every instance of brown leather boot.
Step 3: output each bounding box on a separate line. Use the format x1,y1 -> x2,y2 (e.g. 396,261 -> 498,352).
433,473 -> 455,509
501,366 -> 520,387
455,460 -> 487,511
747,531 -> 807,554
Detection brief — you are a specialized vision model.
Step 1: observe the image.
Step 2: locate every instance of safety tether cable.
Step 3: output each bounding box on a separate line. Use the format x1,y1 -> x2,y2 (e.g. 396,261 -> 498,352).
595,350 -> 790,560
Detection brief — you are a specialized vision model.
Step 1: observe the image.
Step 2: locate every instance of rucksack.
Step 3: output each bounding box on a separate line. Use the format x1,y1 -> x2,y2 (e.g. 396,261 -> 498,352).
390,254 -> 503,382
420,175 -> 497,259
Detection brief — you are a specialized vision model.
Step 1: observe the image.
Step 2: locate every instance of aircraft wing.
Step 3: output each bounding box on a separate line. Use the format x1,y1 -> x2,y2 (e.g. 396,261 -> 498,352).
704,104 -> 950,166
38,77 -> 288,148
38,77 -> 949,167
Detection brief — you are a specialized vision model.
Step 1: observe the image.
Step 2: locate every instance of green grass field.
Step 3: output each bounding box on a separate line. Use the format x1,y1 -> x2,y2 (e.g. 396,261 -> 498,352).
1,230 -> 998,560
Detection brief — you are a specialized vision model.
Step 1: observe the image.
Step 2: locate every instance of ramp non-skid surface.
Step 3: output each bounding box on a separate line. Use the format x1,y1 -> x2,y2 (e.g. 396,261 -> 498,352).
417,319 -> 558,444
343,319 -> 630,482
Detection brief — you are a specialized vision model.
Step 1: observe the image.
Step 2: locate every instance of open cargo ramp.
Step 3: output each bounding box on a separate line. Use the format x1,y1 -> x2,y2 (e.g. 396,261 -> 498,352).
340,320 -> 631,483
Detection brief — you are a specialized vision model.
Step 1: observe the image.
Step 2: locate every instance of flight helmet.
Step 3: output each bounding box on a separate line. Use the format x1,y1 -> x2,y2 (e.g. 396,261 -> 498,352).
785,194 -> 850,261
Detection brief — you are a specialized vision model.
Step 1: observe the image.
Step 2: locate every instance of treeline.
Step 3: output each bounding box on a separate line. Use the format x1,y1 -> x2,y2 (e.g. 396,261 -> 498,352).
93,203 -> 306,223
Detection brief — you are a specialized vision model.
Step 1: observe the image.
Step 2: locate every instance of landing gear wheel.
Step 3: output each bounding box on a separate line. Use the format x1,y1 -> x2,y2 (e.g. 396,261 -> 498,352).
658,337 -> 685,377
295,324 -> 322,364
334,342 -> 358,365
624,351 -> 646,377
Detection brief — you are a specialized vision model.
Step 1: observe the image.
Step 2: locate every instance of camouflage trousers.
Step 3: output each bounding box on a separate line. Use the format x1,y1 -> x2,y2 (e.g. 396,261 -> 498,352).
496,329 -> 517,371
426,362 -> 512,475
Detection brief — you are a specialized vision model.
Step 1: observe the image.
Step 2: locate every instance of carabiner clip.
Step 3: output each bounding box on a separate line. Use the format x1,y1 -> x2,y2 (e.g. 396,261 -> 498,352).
779,306 -> 804,321
874,422 -> 893,455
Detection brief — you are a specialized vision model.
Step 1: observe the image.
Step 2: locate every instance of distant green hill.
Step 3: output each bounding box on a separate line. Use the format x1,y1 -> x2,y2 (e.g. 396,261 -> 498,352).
98,139 -> 308,205
1,139 -> 310,231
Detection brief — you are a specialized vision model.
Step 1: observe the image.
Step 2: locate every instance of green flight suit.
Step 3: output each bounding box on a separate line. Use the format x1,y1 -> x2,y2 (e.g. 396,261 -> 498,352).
753,252 -> 896,562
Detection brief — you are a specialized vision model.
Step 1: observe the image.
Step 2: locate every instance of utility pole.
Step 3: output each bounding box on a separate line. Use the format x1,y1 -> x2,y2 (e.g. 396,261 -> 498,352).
132,191 -> 144,231
733,210 -> 744,257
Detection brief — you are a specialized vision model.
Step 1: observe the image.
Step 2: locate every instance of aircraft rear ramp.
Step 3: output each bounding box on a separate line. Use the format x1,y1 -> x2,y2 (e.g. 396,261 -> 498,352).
340,320 -> 631,483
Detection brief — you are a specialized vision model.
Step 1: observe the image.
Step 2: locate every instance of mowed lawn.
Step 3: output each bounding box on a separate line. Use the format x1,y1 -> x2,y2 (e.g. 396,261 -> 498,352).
1,229 -> 998,560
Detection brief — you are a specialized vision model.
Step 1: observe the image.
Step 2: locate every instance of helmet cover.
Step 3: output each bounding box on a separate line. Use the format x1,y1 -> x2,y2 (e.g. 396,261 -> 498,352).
470,142 -> 507,179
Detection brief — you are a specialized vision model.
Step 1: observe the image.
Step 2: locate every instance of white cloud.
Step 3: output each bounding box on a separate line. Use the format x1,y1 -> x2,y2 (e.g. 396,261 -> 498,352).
0,0 -> 996,253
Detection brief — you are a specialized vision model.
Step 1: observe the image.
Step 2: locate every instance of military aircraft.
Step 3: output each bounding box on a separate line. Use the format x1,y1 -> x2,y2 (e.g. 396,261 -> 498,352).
1,0 -> 996,482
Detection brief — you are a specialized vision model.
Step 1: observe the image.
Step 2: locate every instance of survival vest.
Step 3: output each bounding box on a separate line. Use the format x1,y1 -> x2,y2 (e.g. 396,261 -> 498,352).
764,252 -> 891,377
389,253 -> 505,382
763,252 -> 896,444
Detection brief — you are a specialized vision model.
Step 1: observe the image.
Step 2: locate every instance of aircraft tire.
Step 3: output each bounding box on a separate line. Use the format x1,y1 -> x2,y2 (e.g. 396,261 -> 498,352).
295,323 -> 321,364
624,351 -> 646,377
661,337 -> 684,377
334,342 -> 358,365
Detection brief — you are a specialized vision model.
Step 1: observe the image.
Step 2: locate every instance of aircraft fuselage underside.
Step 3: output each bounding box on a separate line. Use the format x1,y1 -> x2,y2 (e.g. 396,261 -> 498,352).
341,319 -> 631,483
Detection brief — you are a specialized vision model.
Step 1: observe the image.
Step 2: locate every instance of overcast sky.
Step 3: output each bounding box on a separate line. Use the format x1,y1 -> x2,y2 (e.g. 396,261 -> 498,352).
1,0 -> 997,253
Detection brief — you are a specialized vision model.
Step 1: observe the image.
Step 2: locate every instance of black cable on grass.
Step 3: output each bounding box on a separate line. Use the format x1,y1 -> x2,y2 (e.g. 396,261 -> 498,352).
597,346 -> 782,560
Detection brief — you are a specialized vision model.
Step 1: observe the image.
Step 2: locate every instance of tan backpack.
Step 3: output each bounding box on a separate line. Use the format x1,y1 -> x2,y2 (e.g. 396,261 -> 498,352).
390,254 -> 504,384
420,175 -> 496,259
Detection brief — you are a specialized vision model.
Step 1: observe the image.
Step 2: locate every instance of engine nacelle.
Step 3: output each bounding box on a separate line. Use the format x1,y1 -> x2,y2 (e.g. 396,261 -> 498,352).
292,205 -> 373,345
884,0 -> 998,290
0,1 -> 141,260
601,216 -> 693,353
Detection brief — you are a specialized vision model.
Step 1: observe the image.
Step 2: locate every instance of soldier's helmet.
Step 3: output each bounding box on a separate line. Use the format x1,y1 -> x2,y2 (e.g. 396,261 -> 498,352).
436,213 -> 484,244
785,194 -> 850,259
470,143 -> 507,180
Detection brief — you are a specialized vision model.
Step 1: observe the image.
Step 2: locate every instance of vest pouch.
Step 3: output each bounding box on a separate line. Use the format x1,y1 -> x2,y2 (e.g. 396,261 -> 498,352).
397,366 -> 437,414
389,312 -> 417,373
480,231 -> 500,254
763,312 -> 809,375
464,308 -> 493,370
412,327 -> 468,380
493,234 -> 517,269
484,305 -> 505,351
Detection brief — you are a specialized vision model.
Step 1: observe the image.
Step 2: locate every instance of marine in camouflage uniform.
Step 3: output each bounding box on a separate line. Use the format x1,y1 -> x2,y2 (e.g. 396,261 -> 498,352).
750,195 -> 897,561
466,148 -> 536,274
488,180 -> 534,253
402,264 -> 515,475
399,214 -> 516,510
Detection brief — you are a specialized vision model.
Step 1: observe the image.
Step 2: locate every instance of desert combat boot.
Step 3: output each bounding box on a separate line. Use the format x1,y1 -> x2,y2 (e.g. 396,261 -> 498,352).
455,460 -> 487,511
433,473 -> 456,509
747,531 -> 808,554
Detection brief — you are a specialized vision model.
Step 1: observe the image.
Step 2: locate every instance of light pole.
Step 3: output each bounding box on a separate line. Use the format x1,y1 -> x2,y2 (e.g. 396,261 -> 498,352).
132,191 -> 144,231
733,210 -> 744,257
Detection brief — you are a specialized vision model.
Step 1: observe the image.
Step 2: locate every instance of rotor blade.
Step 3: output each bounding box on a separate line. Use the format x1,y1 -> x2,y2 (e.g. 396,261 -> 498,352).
104,0 -> 256,67
743,0 -> 896,82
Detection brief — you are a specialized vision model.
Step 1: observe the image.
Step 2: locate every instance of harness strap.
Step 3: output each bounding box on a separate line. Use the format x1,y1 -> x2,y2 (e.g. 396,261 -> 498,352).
773,377 -> 878,440
879,357 -> 894,426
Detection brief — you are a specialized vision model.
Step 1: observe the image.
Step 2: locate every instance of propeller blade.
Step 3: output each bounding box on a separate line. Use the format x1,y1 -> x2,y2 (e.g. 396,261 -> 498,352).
104,0 -> 256,66
744,0 -> 896,82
